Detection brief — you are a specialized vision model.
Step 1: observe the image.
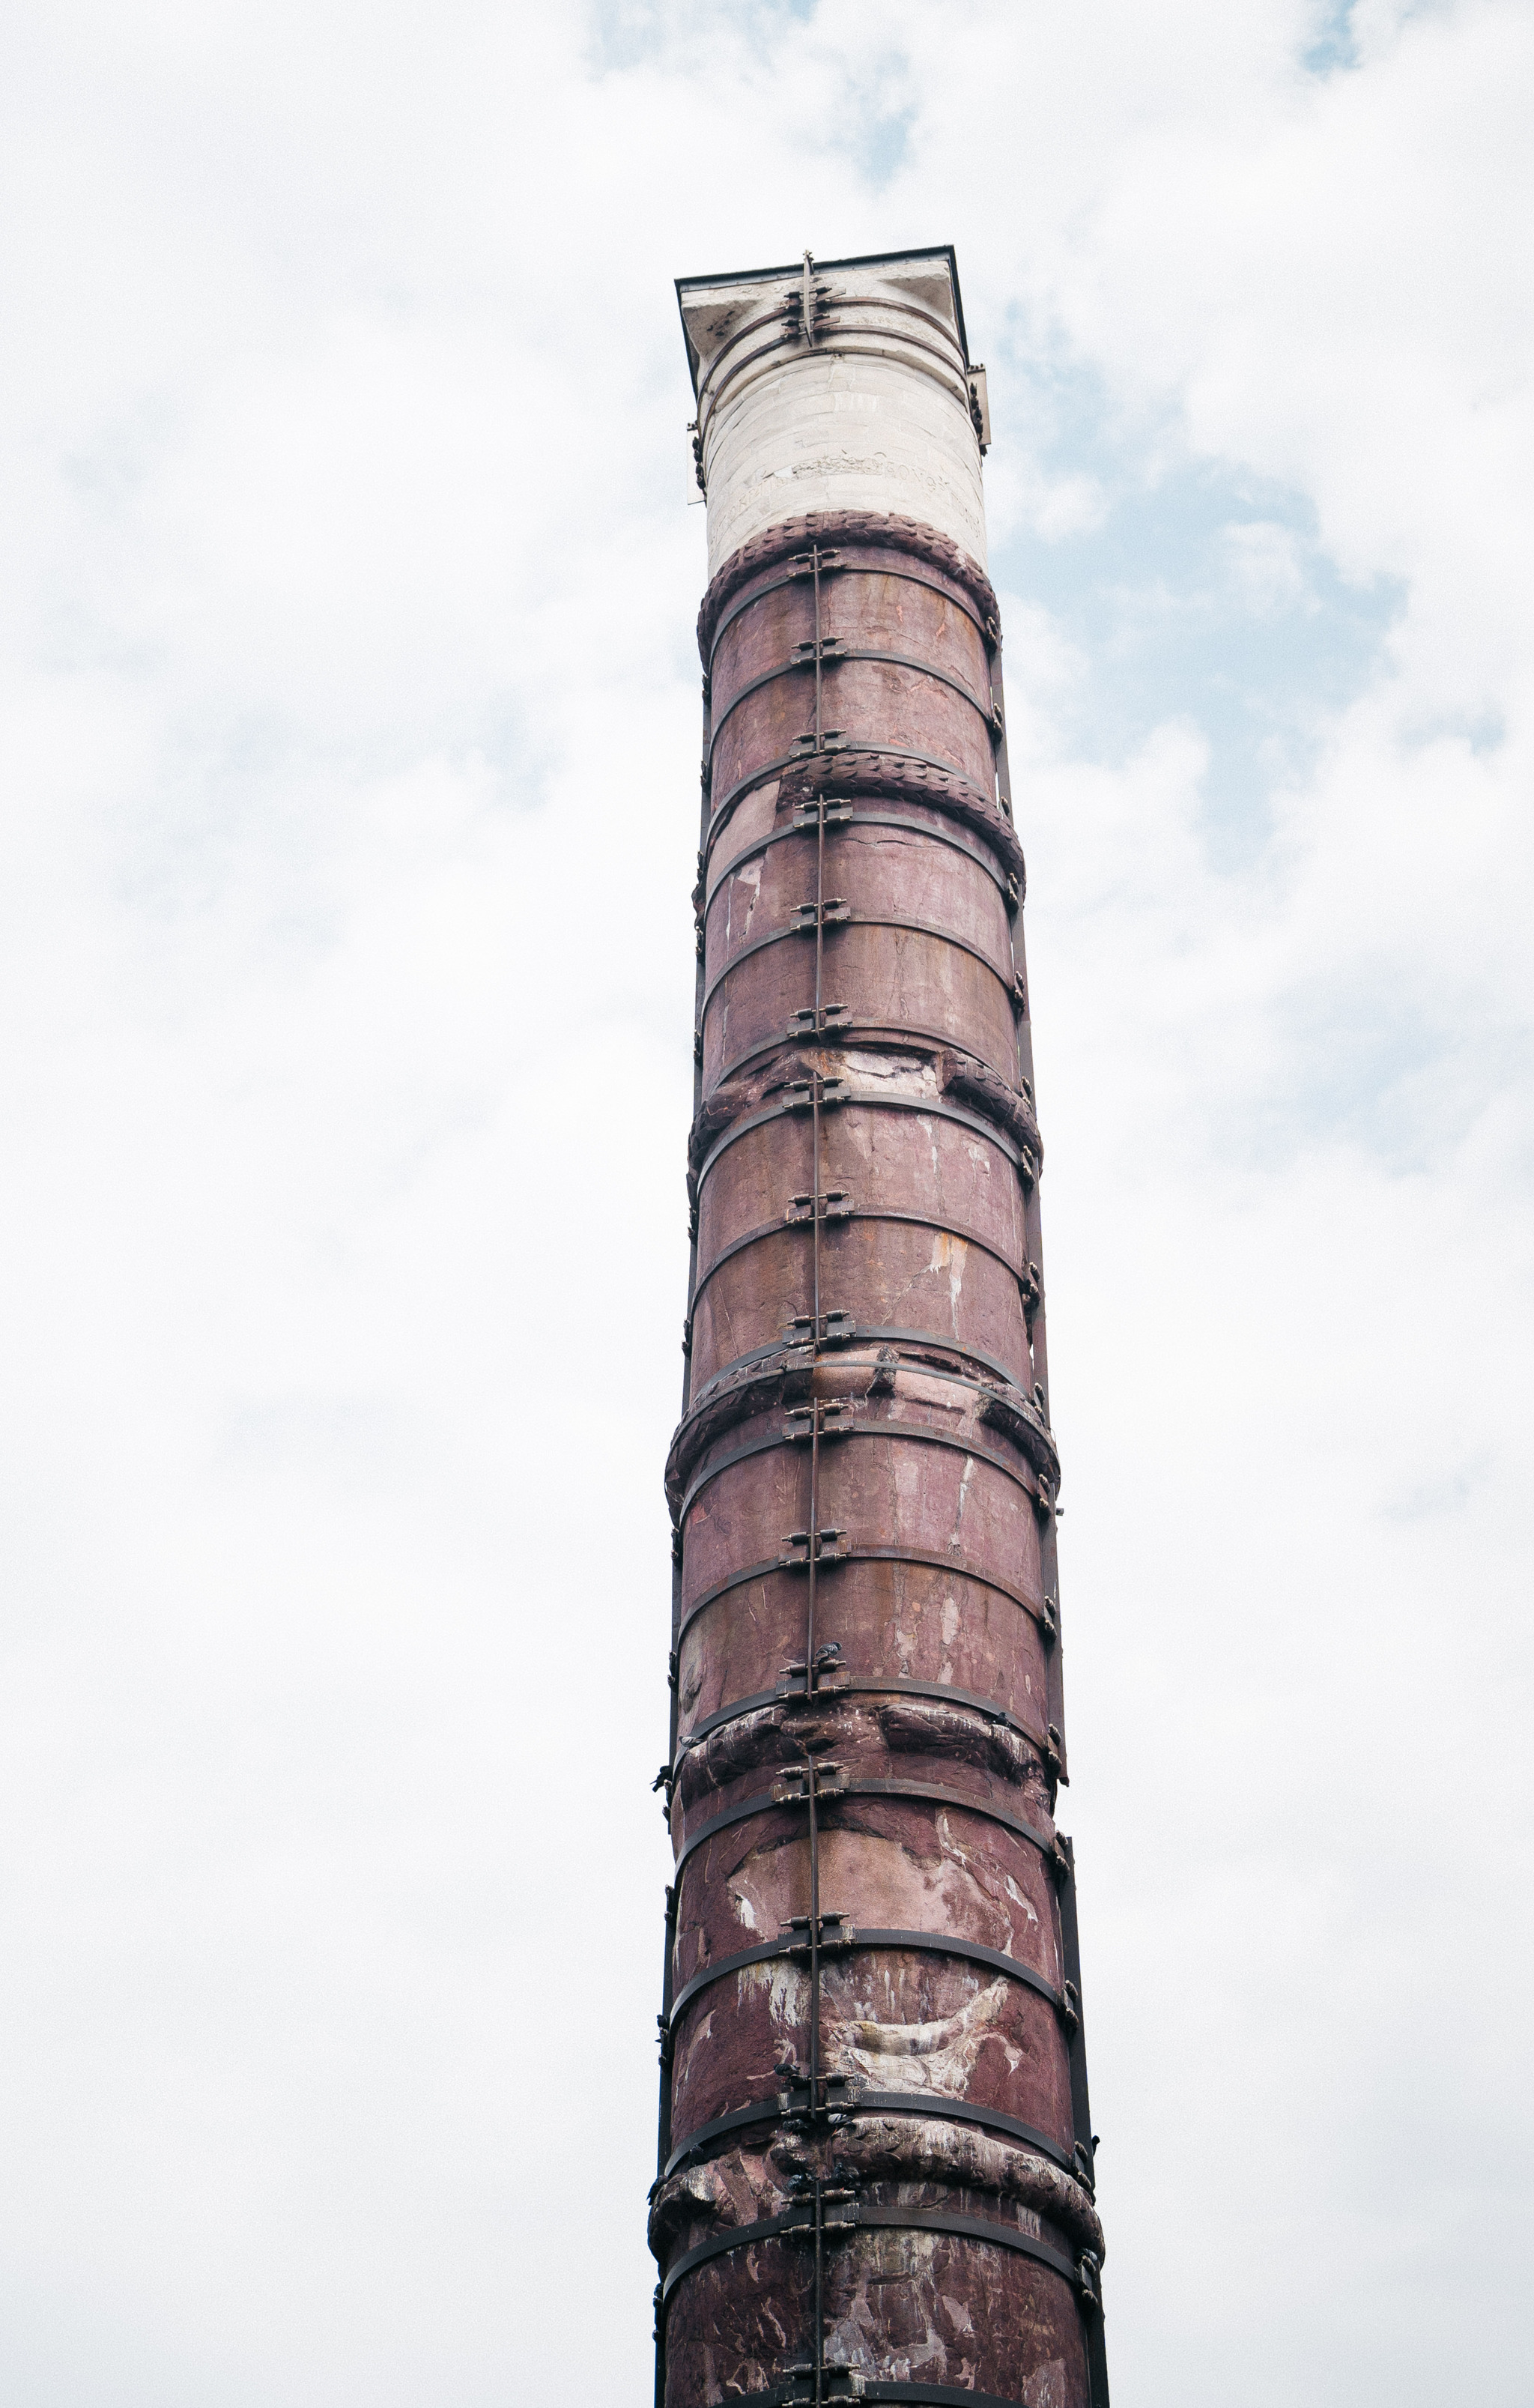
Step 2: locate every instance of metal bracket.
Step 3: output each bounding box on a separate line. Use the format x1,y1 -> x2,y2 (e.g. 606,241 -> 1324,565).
787,1003 -> 852,1036
777,1911 -> 853,1955
783,1308 -> 855,1347
772,1761 -> 845,1803
784,1400 -> 855,1438
968,363 -> 992,452
780,1528 -> 848,1569
777,1642 -> 846,1695
785,1187 -> 852,1223
789,898 -> 851,930
785,1077 -> 849,1112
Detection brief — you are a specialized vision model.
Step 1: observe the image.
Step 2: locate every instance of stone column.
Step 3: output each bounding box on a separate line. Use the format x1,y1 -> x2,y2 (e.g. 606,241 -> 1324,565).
651,247 -> 1109,2408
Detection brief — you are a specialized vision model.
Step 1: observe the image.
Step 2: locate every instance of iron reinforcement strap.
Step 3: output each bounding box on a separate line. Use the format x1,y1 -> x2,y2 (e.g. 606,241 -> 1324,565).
674,1546 -> 1055,1651
693,291 -> 968,429
694,1325 -> 1036,1411
671,1774 -> 1058,1878
706,745 -> 1003,856
674,1673 -> 1058,1768
708,558 -> 997,667
675,1412 -> 1049,1531
706,647 -> 998,765
700,321 -> 973,453
667,1925 -> 1067,2030
711,2383 -> 1036,2408
689,1205 -> 1032,1318
705,809 -> 1019,914
694,1088 -> 1034,1194
709,1019 -> 1026,1095
661,2090 -> 1088,2191
660,2197 -> 1082,2306
699,912 -> 1018,1022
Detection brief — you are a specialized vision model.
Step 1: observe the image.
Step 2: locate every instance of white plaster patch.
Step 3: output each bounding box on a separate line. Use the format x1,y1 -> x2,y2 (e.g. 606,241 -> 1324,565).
1022,2360 -> 1067,2408
927,1227 -> 966,1315
835,1978 -> 1020,2094
725,856 -> 763,943
1003,1874 -> 1040,1927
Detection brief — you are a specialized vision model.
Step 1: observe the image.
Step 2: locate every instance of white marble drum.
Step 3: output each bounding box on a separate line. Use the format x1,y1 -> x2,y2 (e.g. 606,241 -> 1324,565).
677,246 -> 991,578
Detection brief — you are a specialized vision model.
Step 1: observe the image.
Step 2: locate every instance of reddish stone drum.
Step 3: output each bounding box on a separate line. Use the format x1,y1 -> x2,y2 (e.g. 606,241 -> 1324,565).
653,251 -> 1109,2408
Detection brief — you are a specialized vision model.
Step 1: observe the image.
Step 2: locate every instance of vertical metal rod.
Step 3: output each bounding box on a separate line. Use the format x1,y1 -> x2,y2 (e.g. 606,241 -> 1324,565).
807,1758 -> 821,2108
804,563 -> 834,2395
813,793 -> 825,1022
813,2174 -> 825,2406
806,1403 -> 821,1692
810,1079 -> 822,1340
812,544 -> 824,756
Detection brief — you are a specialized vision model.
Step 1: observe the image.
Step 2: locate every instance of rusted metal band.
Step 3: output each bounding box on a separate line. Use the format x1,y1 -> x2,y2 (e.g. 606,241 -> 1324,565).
704,809 -> 1019,915
675,1548 -> 1055,1651
694,295 -> 968,428
700,322 -> 973,453
698,512 -> 999,662
700,751 -> 1022,894
688,297 -> 795,404
661,2193 -> 1084,2306
675,1675 -> 1058,1772
675,1409 -> 1051,1532
707,646 -> 998,764
774,752 -> 1025,889
670,1351 -> 1058,1522
700,911 -> 1017,1022
692,1325 -> 1041,1419
690,1205 -> 1032,1319
716,2382 -> 1034,2408
690,1047 -> 1040,1183
667,1925 -> 1067,2031
694,1089 -> 1034,1196
664,2094 -> 1079,2191
708,560 -> 997,669
708,1023 -> 1023,1102
708,742 -> 998,849
672,1775 -> 1058,1878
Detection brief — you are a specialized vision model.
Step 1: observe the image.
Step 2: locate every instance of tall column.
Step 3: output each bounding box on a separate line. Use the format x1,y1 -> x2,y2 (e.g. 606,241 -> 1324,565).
651,247 -> 1109,2408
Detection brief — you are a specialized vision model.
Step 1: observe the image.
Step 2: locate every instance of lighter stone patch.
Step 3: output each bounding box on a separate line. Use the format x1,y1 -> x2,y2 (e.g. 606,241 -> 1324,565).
726,857 -> 763,943
1003,1874 -> 1040,1928
927,1227 -> 966,1315
836,1978 -> 1022,2095
1023,2362 -> 1067,2408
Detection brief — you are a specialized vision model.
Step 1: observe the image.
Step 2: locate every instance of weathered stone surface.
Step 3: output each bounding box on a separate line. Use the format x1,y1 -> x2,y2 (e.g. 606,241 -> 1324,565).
659,248 -> 1106,2408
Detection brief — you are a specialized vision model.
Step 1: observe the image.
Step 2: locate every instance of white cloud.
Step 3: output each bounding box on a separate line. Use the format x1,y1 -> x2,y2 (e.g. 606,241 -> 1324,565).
1223,518 -> 1311,613
0,2 -> 1529,2403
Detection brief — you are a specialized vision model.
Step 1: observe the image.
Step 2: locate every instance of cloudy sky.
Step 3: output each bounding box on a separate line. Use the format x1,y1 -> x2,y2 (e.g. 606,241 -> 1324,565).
1,1 -> 1530,2401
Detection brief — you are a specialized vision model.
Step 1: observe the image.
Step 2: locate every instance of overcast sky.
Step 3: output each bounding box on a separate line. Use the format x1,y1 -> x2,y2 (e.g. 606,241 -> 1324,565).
1,2 -> 1530,2401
